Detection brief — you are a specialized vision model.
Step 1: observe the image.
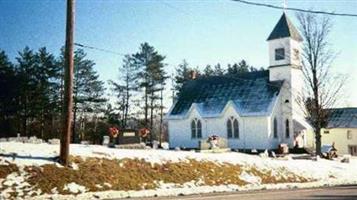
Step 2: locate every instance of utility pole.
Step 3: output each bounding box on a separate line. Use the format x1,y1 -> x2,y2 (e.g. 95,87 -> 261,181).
159,85 -> 164,144
60,0 -> 75,166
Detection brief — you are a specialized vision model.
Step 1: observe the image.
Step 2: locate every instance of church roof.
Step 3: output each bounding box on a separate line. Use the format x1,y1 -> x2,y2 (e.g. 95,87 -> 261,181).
327,108 -> 357,128
168,70 -> 283,118
267,13 -> 303,41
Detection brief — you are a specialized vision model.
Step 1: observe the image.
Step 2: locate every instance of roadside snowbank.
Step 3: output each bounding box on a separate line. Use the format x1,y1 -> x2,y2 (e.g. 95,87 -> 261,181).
0,142 -> 357,200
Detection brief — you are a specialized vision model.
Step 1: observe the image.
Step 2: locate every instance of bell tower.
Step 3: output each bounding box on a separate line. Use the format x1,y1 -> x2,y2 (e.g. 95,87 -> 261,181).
267,13 -> 303,74
267,13 -> 304,100
267,13 -> 305,143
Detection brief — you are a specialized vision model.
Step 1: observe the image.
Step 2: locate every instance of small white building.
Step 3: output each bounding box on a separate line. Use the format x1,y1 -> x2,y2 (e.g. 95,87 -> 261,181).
166,13 -> 313,150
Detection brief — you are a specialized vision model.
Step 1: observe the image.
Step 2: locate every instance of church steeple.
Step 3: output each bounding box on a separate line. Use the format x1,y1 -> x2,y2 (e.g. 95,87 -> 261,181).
267,13 -> 303,69
267,13 -> 302,42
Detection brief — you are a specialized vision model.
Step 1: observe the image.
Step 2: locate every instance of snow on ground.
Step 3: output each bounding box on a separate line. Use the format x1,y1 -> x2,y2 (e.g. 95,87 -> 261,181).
1,141 -> 357,199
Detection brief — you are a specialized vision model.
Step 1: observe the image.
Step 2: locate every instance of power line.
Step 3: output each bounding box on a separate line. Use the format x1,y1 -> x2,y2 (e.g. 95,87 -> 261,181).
74,42 -> 126,56
232,0 -> 357,17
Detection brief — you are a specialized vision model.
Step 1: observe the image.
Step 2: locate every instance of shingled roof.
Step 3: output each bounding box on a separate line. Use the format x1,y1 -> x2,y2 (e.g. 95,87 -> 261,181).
168,70 -> 283,118
327,108 -> 357,128
267,13 -> 303,41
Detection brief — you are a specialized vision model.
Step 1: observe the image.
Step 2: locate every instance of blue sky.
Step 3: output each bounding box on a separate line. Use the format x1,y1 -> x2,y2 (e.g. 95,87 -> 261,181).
1,0 -> 356,108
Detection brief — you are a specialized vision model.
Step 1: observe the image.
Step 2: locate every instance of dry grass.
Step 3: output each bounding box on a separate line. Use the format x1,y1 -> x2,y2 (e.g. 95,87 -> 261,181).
0,161 -> 18,179
247,166 -> 309,184
21,156 -> 309,196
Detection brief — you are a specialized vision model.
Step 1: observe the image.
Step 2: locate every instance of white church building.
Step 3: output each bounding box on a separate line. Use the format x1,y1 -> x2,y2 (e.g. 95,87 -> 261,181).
166,13 -> 313,150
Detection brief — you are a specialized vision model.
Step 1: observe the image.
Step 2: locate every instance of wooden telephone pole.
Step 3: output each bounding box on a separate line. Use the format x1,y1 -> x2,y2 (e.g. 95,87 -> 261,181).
60,0 -> 75,166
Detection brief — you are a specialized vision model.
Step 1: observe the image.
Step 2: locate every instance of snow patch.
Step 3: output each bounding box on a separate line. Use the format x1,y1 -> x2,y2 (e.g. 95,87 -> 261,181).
64,182 -> 87,194
239,171 -> 262,185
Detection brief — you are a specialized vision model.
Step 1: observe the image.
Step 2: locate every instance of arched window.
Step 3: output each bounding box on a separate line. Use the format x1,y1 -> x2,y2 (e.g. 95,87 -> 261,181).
227,117 -> 239,139
233,119 -> 239,138
227,120 -> 232,138
273,117 -> 278,138
197,120 -> 202,138
285,119 -> 290,138
191,120 -> 196,138
191,118 -> 202,139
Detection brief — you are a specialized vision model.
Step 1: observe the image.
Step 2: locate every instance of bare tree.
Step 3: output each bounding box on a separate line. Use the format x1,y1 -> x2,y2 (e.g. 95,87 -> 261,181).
297,12 -> 346,155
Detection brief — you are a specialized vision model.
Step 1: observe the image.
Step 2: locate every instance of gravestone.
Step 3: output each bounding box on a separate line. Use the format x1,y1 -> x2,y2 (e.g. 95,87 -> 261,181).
48,138 -> 60,145
199,137 -> 228,150
161,142 -> 169,150
116,129 -> 140,145
102,136 -> 110,146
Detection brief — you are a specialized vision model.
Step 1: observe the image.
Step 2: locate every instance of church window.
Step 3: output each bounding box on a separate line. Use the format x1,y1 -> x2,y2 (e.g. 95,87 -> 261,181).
191,120 -> 196,138
227,120 -> 232,138
191,118 -> 202,139
285,119 -> 290,138
233,119 -> 239,138
197,120 -> 202,138
273,117 -> 278,138
275,48 -> 285,60
227,117 -> 239,139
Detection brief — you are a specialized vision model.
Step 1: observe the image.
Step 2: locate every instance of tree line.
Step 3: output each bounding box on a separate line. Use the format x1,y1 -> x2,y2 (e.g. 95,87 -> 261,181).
0,41 -> 261,144
0,43 -> 172,143
0,47 -> 106,143
173,59 -> 263,94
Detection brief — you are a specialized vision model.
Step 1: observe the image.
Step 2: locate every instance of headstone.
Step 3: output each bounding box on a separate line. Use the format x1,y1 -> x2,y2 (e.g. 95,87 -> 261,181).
259,149 -> 269,158
19,137 -> 28,143
341,155 -> 351,163
102,136 -> 110,146
199,137 -> 228,150
48,138 -> 60,145
117,129 -> 140,145
278,143 -> 289,154
81,141 -> 90,145
152,140 -> 159,149
161,142 -> 169,150
175,147 -> 181,151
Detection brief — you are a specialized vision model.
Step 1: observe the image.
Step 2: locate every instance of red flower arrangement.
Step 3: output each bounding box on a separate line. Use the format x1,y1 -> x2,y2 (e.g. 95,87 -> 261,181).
109,127 -> 119,138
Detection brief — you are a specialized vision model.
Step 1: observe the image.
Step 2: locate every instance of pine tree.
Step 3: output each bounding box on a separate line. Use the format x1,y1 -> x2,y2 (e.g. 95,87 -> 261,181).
226,59 -> 261,75
36,47 -> 61,139
0,50 -> 18,137
203,65 -> 214,77
173,60 -> 192,94
132,42 -> 166,133
16,47 -> 40,136
213,63 -> 225,76
109,55 -> 138,128
70,49 -> 106,142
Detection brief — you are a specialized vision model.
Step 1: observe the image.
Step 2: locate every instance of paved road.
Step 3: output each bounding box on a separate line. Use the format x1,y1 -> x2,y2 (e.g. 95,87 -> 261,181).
130,185 -> 357,200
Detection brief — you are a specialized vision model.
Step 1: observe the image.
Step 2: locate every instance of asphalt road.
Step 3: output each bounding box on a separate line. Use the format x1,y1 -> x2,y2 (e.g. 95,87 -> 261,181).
129,185 -> 357,200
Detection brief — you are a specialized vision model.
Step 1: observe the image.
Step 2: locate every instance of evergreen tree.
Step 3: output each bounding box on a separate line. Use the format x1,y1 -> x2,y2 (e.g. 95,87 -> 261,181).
16,47 -> 40,136
203,64 -> 214,76
70,49 -> 106,142
132,42 -> 166,133
226,59 -> 262,75
173,60 -> 193,94
36,47 -> 61,139
213,63 -> 225,76
0,50 -> 18,137
109,55 -> 138,128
